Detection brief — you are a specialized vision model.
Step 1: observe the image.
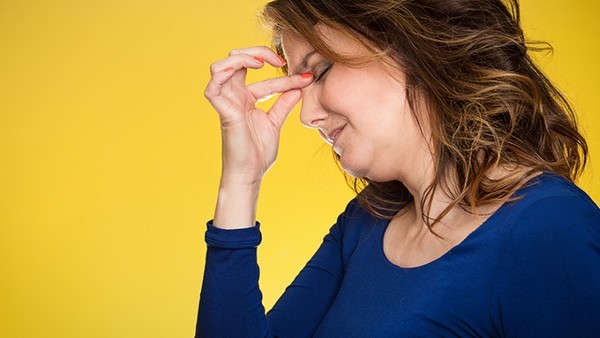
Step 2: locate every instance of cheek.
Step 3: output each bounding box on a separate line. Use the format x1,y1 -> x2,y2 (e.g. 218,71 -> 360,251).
319,67 -> 367,112
318,80 -> 343,111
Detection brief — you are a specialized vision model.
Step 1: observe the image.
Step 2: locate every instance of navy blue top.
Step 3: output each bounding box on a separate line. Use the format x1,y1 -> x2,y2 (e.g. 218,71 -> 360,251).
196,173 -> 600,337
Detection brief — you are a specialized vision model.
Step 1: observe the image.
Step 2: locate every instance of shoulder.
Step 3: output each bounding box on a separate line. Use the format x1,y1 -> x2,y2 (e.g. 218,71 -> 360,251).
501,173 -> 599,242
492,173 -> 599,285
491,173 -> 600,336
330,195 -> 384,239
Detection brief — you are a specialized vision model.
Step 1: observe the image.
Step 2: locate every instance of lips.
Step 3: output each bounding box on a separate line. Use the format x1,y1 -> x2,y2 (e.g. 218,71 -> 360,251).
319,125 -> 346,146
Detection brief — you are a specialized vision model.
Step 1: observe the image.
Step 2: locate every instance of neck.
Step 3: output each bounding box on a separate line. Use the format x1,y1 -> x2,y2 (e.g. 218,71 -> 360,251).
396,161 -> 486,242
396,163 -> 526,242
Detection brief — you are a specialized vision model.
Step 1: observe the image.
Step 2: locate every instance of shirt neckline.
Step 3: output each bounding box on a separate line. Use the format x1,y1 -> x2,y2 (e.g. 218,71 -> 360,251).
376,172 -> 549,271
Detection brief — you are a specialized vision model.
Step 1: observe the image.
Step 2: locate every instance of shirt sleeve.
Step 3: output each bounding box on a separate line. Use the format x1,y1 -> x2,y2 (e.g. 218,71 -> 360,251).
195,200 -> 359,338
491,195 -> 600,337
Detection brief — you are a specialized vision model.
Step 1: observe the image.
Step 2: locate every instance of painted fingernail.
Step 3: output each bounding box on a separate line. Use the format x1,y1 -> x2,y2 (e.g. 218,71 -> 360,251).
253,56 -> 264,64
223,66 -> 234,72
300,73 -> 313,79
276,55 -> 286,65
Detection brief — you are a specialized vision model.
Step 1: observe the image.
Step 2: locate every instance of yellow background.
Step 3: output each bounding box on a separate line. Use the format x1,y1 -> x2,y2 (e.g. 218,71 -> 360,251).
1,1 -> 598,337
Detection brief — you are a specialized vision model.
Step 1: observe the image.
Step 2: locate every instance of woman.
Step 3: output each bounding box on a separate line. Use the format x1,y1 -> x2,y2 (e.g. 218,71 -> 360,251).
196,0 -> 600,336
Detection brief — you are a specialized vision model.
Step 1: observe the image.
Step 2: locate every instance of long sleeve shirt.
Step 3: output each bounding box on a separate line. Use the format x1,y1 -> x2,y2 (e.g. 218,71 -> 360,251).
196,173 -> 600,337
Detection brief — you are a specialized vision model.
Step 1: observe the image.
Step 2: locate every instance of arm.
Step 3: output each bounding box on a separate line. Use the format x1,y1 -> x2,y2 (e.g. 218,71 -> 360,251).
196,47 -> 315,336
196,200 -> 358,337
195,222 -> 267,337
492,195 -> 600,337
204,45 -> 313,231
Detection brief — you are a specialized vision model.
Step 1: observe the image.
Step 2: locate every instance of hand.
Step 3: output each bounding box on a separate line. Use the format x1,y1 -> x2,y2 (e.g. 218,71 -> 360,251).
204,46 -> 314,187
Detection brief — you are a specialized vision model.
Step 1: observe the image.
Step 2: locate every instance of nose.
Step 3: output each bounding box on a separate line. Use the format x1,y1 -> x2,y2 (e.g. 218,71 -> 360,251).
299,86 -> 328,128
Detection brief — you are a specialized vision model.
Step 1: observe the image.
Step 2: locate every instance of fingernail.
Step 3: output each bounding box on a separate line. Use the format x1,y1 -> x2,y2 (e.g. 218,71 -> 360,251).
253,56 -> 264,64
276,55 -> 286,65
223,66 -> 234,72
300,73 -> 313,79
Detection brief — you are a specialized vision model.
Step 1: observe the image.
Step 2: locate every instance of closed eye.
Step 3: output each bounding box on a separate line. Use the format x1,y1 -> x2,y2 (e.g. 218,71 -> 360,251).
314,64 -> 333,82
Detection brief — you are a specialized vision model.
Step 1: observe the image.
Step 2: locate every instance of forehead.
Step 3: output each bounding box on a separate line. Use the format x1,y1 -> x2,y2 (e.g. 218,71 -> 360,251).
280,30 -> 318,75
280,24 -> 364,74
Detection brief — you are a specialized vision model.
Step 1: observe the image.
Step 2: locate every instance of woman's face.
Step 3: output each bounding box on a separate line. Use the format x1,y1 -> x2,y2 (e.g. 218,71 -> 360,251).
281,25 -> 432,183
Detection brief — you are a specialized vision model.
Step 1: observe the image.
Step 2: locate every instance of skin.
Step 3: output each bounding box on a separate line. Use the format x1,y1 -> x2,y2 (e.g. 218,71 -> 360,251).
205,47 -> 313,229
282,27 -> 431,184
206,25 -> 504,267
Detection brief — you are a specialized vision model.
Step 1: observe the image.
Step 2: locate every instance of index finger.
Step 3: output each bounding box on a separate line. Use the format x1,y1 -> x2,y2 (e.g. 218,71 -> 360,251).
248,73 -> 313,102
229,46 -> 286,68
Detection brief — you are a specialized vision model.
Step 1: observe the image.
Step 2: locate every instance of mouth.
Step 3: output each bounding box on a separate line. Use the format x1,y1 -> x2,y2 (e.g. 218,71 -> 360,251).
319,125 -> 346,146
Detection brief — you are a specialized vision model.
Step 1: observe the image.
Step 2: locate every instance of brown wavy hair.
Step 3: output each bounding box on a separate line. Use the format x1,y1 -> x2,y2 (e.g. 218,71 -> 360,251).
262,0 -> 588,228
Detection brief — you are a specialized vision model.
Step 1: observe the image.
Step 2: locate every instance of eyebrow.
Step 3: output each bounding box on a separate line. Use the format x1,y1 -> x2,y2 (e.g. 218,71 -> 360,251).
290,50 -> 319,75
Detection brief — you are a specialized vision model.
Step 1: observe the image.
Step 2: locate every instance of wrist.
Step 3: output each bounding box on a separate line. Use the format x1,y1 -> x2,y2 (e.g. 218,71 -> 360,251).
219,169 -> 264,189
213,181 -> 261,230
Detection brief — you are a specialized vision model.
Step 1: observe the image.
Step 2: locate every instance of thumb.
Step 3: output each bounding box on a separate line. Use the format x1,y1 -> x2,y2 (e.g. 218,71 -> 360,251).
268,89 -> 302,131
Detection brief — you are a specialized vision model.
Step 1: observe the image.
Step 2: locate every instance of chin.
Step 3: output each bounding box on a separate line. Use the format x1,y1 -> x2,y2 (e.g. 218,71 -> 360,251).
341,157 -> 400,183
339,153 -> 369,179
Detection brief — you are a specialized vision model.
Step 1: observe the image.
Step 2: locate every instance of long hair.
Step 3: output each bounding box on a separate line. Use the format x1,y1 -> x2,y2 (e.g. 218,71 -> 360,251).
262,0 -> 588,228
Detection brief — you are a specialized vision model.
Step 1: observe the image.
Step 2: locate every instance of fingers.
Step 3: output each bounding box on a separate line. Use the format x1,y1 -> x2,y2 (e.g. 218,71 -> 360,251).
229,46 -> 286,68
204,66 -> 237,100
268,89 -> 303,130
209,46 -> 285,76
248,73 -> 313,102
204,46 -> 305,126
209,53 -> 267,76
205,46 -> 287,102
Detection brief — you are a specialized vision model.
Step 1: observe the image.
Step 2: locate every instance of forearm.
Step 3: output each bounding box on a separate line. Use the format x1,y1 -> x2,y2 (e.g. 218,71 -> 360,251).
198,44 -> 311,337
195,223 -> 271,338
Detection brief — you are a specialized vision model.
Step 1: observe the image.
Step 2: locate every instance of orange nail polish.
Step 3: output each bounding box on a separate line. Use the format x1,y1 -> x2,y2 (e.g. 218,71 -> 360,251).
300,73 -> 313,79
223,66 -> 234,72
276,55 -> 286,65
253,56 -> 264,63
